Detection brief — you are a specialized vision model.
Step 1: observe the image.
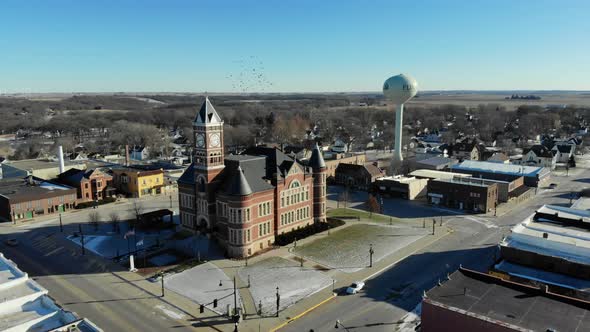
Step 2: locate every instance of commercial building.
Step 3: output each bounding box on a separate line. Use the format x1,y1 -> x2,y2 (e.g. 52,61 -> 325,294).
334,163 -> 384,190
427,177 -> 498,213
178,98 -> 327,258
409,169 -> 471,181
1,159 -> 87,180
422,267 -> 590,332
450,160 -> 550,187
0,176 -> 77,223
0,252 -> 102,332
499,205 -> 590,281
373,175 -> 428,200
111,167 -> 165,198
322,152 -> 366,178
414,156 -> 457,171
57,168 -> 115,203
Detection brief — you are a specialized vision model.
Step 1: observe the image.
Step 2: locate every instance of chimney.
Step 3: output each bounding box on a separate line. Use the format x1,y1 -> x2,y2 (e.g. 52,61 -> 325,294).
58,145 -> 65,174
125,144 -> 130,167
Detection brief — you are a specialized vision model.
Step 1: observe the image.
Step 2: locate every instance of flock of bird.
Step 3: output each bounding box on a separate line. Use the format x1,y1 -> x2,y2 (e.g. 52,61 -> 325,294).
227,56 -> 274,92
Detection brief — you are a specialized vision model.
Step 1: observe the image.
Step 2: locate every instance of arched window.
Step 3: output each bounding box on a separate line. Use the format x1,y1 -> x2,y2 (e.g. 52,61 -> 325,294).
198,177 -> 206,192
289,180 -> 301,189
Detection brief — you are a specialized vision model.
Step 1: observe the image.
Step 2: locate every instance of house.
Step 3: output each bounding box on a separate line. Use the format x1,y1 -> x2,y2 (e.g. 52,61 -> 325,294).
518,144 -> 557,169
0,176 -> 77,223
427,177 -> 498,213
130,146 -> 150,161
57,168 -> 115,203
111,167 -> 164,198
177,98 -> 328,258
552,143 -> 574,164
335,163 -> 384,190
450,139 -> 483,161
330,139 -> 348,153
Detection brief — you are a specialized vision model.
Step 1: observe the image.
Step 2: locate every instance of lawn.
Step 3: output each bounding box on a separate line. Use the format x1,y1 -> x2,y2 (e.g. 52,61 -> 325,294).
294,224 -> 428,273
327,207 -> 400,224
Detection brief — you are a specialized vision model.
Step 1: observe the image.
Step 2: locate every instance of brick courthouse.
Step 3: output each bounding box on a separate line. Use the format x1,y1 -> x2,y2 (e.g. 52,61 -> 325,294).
178,98 -> 327,257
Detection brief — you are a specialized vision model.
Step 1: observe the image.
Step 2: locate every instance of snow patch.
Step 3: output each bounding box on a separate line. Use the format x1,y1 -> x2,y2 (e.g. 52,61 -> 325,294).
155,305 -> 186,320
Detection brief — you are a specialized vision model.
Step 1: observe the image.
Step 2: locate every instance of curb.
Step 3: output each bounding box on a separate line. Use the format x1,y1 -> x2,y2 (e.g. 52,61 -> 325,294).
270,294 -> 337,332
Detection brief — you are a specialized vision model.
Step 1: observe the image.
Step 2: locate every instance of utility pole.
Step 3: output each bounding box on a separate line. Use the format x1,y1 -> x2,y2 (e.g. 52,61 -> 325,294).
276,286 -> 280,317
369,244 -> 374,268
170,194 -> 173,208
59,213 -> 63,232
432,220 -> 436,235
161,273 -> 165,297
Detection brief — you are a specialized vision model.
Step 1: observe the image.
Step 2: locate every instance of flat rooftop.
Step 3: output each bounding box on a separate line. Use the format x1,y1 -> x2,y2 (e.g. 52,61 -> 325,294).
409,169 -> 471,180
0,177 -> 74,201
503,212 -> 590,265
376,175 -> 424,184
571,197 -> 590,211
3,159 -> 85,171
451,160 -> 547,177
425,268 -> 590,332
495,260 -> 590,291
431,177 -> 492,188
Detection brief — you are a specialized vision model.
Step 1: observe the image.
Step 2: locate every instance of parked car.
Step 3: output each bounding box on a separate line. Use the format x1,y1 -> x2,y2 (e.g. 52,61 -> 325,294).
346,281 -> 365,294
4,238 -> 18,247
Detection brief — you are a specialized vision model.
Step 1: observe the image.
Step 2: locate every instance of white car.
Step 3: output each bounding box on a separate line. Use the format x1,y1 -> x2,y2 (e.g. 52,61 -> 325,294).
346,281 -> 365,294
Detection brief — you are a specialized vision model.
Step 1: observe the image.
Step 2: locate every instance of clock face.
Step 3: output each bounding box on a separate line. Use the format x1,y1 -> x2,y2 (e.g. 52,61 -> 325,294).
210,133 -> 221,147
196,134 -> 205,147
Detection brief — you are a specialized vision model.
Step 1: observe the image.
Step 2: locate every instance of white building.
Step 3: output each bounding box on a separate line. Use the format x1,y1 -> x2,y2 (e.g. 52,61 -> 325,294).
0,252 -> 101,332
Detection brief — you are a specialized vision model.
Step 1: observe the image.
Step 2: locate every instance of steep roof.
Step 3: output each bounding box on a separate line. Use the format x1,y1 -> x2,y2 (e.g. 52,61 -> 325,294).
177,163 -> 195,185
241,146 -> 295,179
224,166 -> 253,196
194,97 -> 222,125
555,144 -> 572,153
308,143 -> 326,169
222,155 -> 274,195
524,144 -> 554,158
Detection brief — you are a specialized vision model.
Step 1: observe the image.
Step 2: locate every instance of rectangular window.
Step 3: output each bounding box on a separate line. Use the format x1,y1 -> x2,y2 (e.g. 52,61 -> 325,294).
246,208 -> 250,221
237,209 -> 242,223
247,229 -> 251,242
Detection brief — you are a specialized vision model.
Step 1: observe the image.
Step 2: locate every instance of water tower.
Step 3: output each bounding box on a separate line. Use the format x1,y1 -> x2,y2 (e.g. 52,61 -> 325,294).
383,74 -> 418,174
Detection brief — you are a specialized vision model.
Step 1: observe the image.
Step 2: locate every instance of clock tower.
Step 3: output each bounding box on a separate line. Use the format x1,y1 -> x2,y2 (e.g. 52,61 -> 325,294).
193,97 -> 225,183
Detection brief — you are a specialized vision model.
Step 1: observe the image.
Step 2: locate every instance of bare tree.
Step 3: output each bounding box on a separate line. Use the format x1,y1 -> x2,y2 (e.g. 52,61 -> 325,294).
88,211 -> 101,231
338,186 -> 351,209
109,212 -> 120,233
132,200 -> 143,227
367,194 -> 380,218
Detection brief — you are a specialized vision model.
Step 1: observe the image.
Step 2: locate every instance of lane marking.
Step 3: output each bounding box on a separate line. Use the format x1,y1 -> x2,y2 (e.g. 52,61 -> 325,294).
271,294 -> 337,332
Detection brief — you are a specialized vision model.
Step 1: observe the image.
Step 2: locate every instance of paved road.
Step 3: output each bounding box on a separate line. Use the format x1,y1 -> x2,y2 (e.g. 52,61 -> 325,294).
282,169 -> 590,332
0,195 -> 211,332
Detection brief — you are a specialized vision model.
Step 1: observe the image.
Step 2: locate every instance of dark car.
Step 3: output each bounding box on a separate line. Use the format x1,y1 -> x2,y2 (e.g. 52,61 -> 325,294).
4,238 -> 18,247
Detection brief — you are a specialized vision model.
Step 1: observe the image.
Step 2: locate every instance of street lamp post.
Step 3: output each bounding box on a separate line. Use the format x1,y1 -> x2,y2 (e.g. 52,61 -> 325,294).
369,244 -> 374,268
276,286 -> 280,317
233,276 -> 238,317
161,273 -> 165,297
59,213 -> 63,232
170,194 -> 173,208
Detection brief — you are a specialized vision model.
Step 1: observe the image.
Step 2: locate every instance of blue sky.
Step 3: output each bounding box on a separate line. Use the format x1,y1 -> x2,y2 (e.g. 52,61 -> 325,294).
1,0 -> 589,93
